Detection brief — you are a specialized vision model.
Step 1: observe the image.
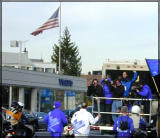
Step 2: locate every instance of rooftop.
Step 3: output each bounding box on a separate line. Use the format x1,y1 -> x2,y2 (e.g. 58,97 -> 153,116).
2,52 -> 33,66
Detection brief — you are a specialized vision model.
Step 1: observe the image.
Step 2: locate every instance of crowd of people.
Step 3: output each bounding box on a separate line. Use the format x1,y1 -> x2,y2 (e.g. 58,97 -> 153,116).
87,71 -> 153,126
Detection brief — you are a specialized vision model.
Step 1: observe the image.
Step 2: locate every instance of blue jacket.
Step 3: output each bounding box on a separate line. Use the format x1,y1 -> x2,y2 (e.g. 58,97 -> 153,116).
113,115 -> 134,138
138,85 -> 152,99
44,108 -> 67,133
121,72 -> 138,97
100,78 -> 112,104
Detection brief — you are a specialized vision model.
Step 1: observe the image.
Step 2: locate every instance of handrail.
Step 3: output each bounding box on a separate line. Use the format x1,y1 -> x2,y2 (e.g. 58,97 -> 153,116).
92,97 -> 158,101
92,111 -> 150,116
90,96 -> 158,125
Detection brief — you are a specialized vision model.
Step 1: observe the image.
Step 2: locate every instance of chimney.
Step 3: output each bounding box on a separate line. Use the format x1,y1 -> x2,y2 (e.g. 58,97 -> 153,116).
23,48 -> 28,56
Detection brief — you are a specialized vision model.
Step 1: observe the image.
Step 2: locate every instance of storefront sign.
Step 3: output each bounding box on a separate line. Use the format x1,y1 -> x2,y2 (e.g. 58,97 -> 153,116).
59,79 -> 73,87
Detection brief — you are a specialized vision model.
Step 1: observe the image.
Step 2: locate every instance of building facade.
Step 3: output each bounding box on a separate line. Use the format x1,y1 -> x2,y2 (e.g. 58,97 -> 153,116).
2,52 -> 89,112
2,52 -> 57,74
2,66 -> 87,113
30,58 -> 57,73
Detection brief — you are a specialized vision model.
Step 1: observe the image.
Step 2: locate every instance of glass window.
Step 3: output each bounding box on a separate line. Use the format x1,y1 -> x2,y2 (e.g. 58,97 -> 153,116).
41,88 -> 54,113
33,67 -> 36,71
53,68 -> 55,73
45,68 -> 52,73
24,88 -> 32,111
40,89 -> 86,112
66,91 -> 76,110
12,86 -> 19,102
21,66 -> 27,70
75,92 -> 85,107
55,90 -> 65,109
33,67 -> 44,72
2,86 -> 9,108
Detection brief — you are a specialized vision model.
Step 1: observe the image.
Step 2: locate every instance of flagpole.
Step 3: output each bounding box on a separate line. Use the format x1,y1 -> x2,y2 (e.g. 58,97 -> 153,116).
59,2 -> 61,74
152,76 -> 160,97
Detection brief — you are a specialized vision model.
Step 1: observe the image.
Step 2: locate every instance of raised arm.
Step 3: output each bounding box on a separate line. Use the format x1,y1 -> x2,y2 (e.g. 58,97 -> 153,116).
131,71 -> 138,83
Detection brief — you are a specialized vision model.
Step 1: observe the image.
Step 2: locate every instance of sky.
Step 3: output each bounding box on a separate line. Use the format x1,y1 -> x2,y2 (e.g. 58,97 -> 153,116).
2,2 -> 158,74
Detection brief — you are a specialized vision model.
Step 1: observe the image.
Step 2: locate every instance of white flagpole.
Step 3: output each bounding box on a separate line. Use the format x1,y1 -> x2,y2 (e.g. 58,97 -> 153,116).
59,2 -> 61,73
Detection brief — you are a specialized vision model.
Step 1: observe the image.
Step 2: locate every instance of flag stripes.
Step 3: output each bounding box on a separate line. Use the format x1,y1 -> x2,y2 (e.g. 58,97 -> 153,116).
31,8 -> 59,36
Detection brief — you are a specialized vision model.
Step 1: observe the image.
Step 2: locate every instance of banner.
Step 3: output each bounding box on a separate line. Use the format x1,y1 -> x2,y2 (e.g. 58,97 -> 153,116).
146,59 -> 160,77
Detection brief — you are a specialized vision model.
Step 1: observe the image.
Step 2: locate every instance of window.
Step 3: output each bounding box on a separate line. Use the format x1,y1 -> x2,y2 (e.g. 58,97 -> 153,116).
45,68 -> 52,73
24,88 -> 32,111
12,87 -> 19,102
33,67 -> 44,72
21,66 -> 27,70
2,86 -> 9,108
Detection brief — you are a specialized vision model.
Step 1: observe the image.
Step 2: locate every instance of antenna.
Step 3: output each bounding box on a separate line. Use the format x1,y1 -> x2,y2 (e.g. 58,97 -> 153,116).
22,40 -> 29,50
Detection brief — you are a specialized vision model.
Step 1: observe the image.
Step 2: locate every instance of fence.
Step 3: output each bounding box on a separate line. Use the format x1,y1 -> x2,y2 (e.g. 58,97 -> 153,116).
91,97 -> 158,124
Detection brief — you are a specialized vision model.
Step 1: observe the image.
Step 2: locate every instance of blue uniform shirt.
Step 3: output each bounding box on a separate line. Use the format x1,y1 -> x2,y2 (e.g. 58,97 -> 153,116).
113,115 -> 134,138
138,85 -> 152,99
121,72 -> 138,97
44,108 -> 67,134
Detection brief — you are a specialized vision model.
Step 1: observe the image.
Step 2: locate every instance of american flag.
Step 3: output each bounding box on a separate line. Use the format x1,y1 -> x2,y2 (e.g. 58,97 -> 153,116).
31,7 -> 59,36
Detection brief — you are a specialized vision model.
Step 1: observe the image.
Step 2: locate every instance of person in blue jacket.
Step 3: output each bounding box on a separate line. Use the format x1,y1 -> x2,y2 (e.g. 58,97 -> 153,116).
121,71 -> 138,97
136,82 -> 152,99
44,101 -> 67,138
100,77 -> 112,126
136,81 -> 152,119
113,106 -> 134,138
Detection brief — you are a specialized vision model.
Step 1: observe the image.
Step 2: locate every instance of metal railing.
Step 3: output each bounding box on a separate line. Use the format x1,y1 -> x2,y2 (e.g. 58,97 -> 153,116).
91,97 -> 158,124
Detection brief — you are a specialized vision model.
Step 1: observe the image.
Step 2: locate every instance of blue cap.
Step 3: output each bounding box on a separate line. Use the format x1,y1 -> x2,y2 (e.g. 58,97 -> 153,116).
54,101 -> 62,108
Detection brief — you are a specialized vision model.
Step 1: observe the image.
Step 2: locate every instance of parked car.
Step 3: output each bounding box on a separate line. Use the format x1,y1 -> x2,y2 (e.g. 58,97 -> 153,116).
32,112 -> 47,120
62,109 -> 73,124
23,111 -> 39,131
32,112 -> 47,130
